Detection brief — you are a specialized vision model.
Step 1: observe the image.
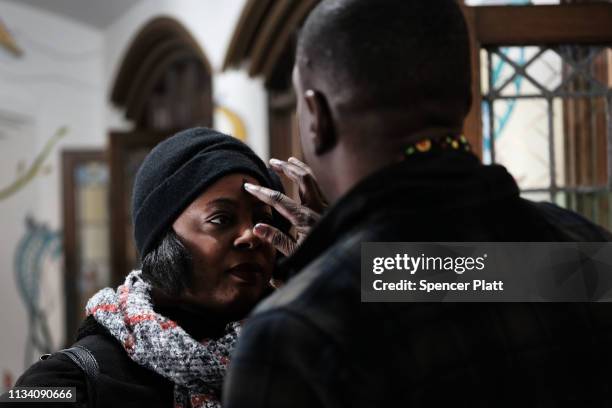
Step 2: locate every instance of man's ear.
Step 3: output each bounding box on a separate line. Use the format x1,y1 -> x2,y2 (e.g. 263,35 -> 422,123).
304,89 -> 336,155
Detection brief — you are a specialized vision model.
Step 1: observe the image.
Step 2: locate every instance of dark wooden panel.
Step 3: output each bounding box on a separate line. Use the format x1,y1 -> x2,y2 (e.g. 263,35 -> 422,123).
249,0 -> 296,77
268,89 -> 302,199
223,0 -> 275,70
260,0 -> 317,80
108,131 -> 171,287
462,5 -> 483,159
474,4 -> 612,45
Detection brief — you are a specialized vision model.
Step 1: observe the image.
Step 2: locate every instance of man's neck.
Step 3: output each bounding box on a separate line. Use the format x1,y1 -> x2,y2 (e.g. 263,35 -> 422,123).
327,126 -> 462,203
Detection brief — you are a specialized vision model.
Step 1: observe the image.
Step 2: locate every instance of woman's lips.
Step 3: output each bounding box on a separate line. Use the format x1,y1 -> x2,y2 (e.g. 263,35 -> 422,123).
227,263 -> 264,284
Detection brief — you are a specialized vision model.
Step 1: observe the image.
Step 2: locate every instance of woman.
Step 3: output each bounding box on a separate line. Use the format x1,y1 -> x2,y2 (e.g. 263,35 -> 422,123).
14,127 -> 325,408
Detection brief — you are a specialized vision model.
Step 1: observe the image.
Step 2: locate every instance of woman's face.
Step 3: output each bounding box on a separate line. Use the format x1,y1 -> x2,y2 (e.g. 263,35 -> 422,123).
172,173 -> 276,319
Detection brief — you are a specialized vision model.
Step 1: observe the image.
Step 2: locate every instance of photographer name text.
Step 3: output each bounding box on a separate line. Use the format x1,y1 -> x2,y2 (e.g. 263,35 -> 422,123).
371,253 -> 503,293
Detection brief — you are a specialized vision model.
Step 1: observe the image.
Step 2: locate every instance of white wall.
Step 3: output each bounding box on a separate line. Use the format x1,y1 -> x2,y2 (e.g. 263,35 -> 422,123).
0,0 -> 105,387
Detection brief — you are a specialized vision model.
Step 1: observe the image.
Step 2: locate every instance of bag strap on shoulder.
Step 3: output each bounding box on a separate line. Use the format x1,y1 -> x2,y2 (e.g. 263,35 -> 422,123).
57,345 -> 98,408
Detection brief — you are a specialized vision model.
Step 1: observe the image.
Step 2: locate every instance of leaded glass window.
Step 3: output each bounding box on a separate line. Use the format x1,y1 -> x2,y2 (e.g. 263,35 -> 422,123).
481,45 -> 612,229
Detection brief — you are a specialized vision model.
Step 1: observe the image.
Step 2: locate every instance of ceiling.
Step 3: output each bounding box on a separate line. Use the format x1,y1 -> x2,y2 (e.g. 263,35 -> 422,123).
4,0 -> 144,29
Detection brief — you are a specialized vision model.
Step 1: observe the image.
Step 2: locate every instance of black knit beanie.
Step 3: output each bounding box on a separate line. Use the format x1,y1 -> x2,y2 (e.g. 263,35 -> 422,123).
132,127 -> 289,259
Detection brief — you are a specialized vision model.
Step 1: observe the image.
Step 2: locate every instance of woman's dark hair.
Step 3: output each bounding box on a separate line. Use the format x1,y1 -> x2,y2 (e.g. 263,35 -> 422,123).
141,229 -> 193,296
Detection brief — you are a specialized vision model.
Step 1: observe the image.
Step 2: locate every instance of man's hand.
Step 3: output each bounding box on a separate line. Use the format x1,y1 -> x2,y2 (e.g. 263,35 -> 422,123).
244,157 -> 327,256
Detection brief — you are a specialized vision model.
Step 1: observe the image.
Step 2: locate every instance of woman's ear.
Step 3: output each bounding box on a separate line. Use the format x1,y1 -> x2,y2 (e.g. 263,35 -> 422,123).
304,89 -> 336,155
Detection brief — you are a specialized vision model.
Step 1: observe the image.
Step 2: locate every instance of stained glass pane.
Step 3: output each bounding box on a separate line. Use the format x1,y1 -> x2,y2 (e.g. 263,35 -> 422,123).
74,162 -> 110,316
481,44 -> 612,230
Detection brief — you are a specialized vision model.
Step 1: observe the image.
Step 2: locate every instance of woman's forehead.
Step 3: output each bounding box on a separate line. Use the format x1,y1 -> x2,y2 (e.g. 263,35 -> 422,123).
191,173 -> 266,209
206,173 -> 260,194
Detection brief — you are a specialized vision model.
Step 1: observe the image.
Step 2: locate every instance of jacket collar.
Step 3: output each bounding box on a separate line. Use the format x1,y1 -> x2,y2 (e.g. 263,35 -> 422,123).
279,151 -> 519,279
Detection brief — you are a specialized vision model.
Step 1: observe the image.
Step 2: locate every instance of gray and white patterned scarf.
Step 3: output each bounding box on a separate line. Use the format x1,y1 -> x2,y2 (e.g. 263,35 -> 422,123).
86,270 -> 240,408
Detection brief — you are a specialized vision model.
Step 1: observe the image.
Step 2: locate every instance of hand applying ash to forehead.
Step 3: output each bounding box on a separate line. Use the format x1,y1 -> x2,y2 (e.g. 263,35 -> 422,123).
243,157 -> 328,256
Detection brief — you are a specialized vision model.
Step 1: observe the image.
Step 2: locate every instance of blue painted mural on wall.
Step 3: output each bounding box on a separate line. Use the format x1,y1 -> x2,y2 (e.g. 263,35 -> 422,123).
14,216 -> 62,367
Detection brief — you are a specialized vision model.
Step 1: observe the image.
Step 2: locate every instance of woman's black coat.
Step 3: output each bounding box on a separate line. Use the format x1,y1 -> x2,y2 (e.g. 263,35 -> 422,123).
15,315 -> 174,408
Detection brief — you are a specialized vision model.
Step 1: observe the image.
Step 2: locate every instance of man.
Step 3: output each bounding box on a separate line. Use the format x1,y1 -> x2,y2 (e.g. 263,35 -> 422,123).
224,0 -> 612,406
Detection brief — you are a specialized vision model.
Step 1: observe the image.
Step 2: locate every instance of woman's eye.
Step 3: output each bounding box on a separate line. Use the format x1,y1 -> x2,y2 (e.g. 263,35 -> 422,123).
209,214 -> 232,225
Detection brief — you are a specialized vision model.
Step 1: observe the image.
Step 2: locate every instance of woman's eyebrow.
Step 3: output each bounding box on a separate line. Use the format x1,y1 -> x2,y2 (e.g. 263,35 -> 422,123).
205,198 -> 238,209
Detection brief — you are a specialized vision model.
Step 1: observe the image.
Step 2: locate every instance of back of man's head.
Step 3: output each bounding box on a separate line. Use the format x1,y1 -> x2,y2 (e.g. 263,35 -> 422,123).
296,0 -> 472,128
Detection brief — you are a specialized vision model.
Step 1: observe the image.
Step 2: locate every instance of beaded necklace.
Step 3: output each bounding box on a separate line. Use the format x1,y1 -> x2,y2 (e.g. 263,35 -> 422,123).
403,134 -> 472,159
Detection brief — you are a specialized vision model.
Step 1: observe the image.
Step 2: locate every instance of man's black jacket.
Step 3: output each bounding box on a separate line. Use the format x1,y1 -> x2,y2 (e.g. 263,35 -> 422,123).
224,151 -> 612,407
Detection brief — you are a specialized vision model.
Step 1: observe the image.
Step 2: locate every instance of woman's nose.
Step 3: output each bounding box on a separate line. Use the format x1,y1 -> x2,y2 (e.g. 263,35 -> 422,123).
233,224 -> 262,250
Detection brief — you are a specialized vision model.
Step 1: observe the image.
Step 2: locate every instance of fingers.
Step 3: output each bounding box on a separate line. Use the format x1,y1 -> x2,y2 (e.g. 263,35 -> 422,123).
243,182 -> 304,226
269,158 -> 308,184
268,157 -> 328,213
287,157 -> 316,178
253,223 -> 296,256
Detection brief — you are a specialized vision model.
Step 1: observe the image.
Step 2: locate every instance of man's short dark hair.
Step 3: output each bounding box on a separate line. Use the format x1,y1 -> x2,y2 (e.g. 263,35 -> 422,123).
141,229 -> 192,296
297,0 -> 472,123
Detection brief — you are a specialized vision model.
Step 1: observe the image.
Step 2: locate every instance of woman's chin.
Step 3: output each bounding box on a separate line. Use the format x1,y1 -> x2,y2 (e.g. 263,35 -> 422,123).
224,283 -> 274,319
173,279 -> 273,322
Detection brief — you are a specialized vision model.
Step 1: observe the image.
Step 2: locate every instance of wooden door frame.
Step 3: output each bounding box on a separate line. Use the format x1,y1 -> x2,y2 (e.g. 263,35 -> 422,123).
61,149 -> 106,344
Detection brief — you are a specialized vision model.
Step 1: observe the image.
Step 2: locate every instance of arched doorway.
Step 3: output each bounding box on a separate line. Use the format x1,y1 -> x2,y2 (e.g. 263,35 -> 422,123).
111,16 -> 213,129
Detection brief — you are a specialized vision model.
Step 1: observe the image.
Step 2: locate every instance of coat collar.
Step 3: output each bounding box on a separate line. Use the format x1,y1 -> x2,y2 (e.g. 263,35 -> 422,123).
279,151 -> 519,279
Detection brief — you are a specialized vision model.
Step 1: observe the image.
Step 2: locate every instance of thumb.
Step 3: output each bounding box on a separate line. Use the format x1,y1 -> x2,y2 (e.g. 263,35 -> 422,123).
253,223 -> 296,256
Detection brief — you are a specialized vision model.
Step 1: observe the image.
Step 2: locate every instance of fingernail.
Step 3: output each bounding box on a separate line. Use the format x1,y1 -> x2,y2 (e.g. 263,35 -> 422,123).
244,182 -> 256,191
269,158 -> 283,166
253,224 -> 266,235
